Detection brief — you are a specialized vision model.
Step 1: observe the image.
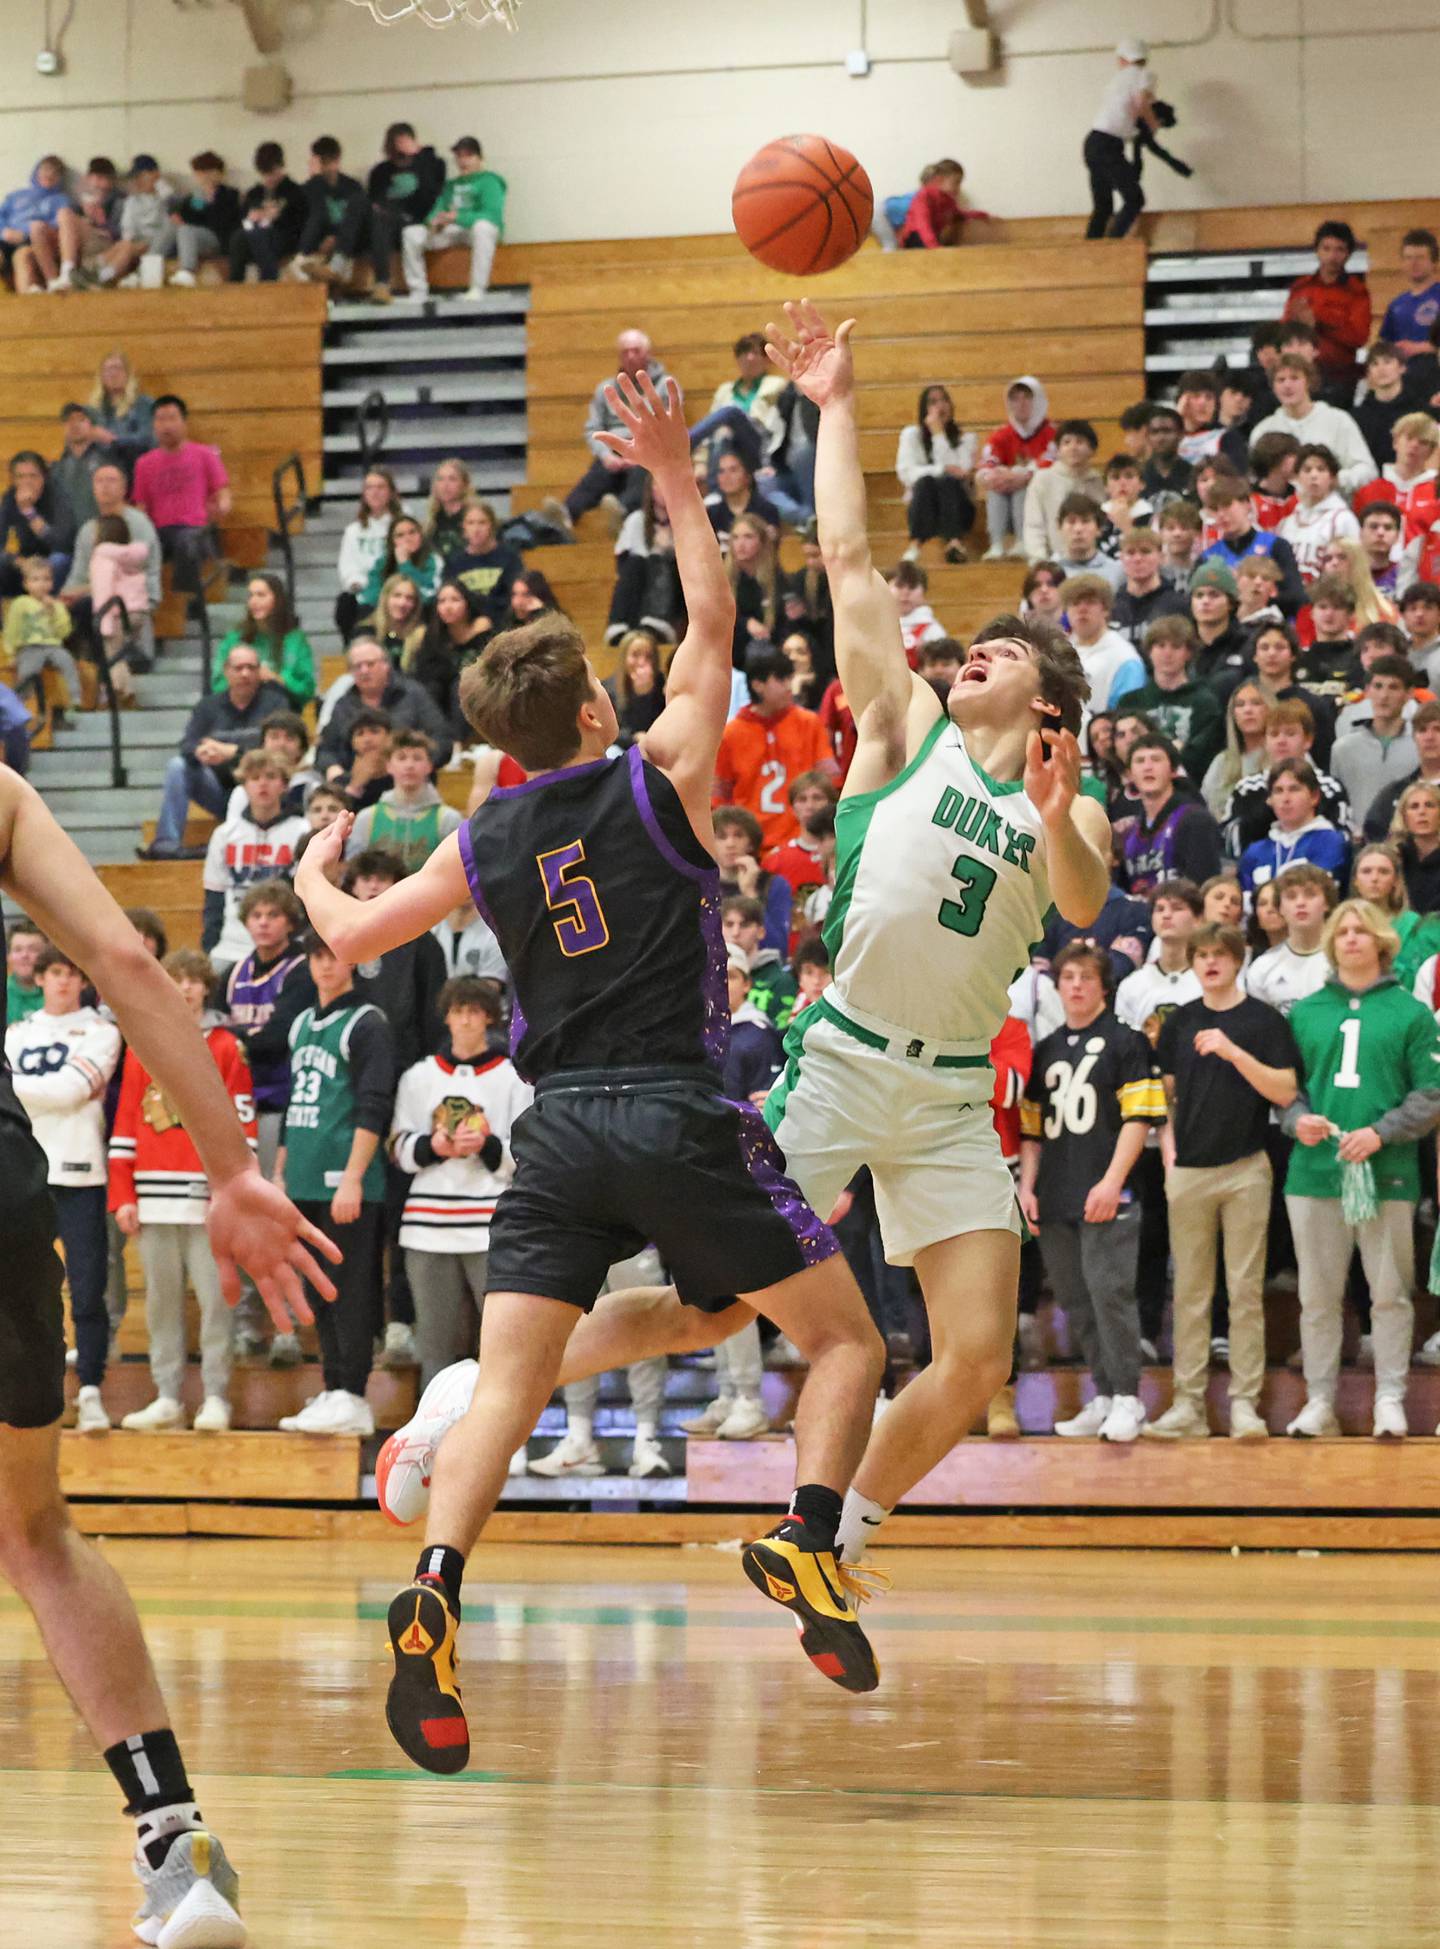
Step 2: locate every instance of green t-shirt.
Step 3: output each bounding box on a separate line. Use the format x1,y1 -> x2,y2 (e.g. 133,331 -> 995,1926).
1285,976 -> 1440,1202
283,1002 -> 387,1204
211,626 -> 315,704
6,973 -> 42,1024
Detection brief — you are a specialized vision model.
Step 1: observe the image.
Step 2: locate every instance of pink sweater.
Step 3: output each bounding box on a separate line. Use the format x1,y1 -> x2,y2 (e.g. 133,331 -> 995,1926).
90,540 -> 152,639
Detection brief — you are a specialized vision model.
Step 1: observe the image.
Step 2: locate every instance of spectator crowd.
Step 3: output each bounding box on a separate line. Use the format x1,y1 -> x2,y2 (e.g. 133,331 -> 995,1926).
11,200 -> 1440,1460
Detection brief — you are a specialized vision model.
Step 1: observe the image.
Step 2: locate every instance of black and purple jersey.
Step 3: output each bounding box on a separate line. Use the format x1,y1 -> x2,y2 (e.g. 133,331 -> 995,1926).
458,744 -> 727,1086
226,948 -> 307,1113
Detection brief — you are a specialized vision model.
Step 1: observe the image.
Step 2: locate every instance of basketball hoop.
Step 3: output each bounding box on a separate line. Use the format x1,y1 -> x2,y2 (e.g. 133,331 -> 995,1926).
345,0 -> 519,27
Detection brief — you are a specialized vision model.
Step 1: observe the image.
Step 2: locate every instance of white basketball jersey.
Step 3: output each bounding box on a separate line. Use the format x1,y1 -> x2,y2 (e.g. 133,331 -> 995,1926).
824,715 -> 1052,1053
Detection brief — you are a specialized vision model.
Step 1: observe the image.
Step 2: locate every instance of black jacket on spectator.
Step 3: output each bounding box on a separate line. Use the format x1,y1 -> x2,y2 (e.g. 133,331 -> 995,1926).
169,184 -> 243,250
0,481 -> 75,560
445,544 -> 523,627
180,680 -> 291,766
732,572 -> 773,668
1354,388 -> 1419,471
1222,765 -> 1351,856
601,676 -> 665,750
354,932 -> 446,1072
1042,883 -> 1153,988
299,173 -> 367,254
237,176 -> 305,255
1142,454 -> 1196,505
608,549 -> 685,645
367,150 -> 446,223
1193,623 -> 1251,693
1110,581 -> 1189,647
1399,837 -> 1440,916
1364,766 -> 1437,842
707,488 -> 783,537
317,673 -> 453,775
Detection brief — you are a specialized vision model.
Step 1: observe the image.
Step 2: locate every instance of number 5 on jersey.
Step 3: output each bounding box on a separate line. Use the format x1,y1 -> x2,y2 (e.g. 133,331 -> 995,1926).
537,840 -> 610,957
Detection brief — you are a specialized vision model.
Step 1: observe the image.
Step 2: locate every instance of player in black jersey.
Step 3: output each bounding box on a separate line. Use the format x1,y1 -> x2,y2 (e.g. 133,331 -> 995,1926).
298,369 -> 886,1770
0,767 -> 340,1947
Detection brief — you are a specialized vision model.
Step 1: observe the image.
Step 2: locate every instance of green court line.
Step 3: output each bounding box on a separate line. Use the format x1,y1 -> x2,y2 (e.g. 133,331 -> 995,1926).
4,1590 -> 1438,1638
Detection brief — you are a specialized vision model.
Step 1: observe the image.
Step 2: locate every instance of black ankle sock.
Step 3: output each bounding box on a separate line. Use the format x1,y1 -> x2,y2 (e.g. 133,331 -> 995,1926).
104,1728 -> 194,1817
415,1544 -> 466,1609
788,1484 -> 843,1550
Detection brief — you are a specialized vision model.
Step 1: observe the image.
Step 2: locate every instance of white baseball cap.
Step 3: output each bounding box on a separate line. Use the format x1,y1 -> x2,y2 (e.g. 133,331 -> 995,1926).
1117,37 -> 1149,62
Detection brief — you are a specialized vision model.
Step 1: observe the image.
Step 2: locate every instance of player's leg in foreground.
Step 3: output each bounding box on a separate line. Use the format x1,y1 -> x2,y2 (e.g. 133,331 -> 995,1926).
0,1422 -> 245,1948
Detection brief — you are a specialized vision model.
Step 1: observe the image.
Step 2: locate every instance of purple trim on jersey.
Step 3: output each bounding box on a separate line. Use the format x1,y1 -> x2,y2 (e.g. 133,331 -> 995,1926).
489,755 -> 614,801
628,744 -> 729,1068
627,744 -> 713,882
725,1097 -> 839,1270
456,815 -> 526,1059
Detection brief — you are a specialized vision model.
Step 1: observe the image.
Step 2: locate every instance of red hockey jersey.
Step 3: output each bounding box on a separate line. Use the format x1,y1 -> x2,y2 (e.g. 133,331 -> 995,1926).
109,1026 -> 257,1223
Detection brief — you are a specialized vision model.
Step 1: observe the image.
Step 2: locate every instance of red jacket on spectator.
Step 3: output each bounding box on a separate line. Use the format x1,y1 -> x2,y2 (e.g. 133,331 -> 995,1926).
763,834 -> 828,952
109,1028 -> 257,1224
1355,472 -> 1436,534
980,374 -> 1056,477
819,678 -> 857,782
989,1015 -> 1032,1168
1282,272 -> 1371,383
899,181 -> 960,249
713,703 -> 833,849
1253,485 -> 1298,531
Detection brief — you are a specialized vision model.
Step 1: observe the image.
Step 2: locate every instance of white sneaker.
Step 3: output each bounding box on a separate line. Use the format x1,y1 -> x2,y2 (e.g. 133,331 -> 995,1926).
901,541 -> 921,563
529,1427 -> 605,1477
75,1385 -> 111,1433
679,1396 -> 732,1436
1144,1398 -> 1210,1440
118,274 -> 140,290
131,1826 -> 245,1949
278,1390 -> 334,1433
375,1358 -> 478,1525
1099,1394 -> 1146,1443
382,1321 -> 418,1367
763,1334 -> 805,1370
1054,1395 -> 1112,1438
1286,1396 -> 1341,1439
406,284 -> 430,301
1373,1398 -> 1408,1440
462,285 -> 487,302
1356,1334 -> 1375,1371
52,266 -> 73,291
507,1444 -> 529,1476
297,1390 -> 373,1436
121,1395 -> 184,1433
193,1396 -> 231,1434
981,542 -> 1007,561
1229,1399 -> 1269,1441
628,1430 -> 672,1478
1416,1330 -> 1440,1368
169,268 -> 197,289
1005,536 -> 1027,558
268,1332 -> 302,1368
715,1395 -> 771,1440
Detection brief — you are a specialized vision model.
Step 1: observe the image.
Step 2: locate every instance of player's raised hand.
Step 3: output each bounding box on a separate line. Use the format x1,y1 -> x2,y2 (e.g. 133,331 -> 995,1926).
1023,726 -> 1082,830
593,371 -> 689,478
298,807 -> 353,885
764,300 -> 856,408
208,1167 -> 342,1331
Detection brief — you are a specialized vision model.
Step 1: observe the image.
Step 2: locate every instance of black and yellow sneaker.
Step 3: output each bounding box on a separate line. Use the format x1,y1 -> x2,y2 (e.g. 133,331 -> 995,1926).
741,1518 -> 881,1693
385,1578 -> 470,1774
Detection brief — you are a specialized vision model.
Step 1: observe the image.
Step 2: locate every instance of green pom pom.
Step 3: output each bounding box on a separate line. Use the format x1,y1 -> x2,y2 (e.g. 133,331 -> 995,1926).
1339,1156 -> 1378,1226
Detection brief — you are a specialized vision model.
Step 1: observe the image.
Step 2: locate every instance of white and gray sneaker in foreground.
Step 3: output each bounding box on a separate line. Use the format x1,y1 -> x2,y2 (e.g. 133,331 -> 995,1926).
375,1358 -> 478,1526
132,1829 -> 245,1949
1229,1400 -> 1269,1441
1054,1396 -> 1112,1438
628,1430 -> 672,1478
1144,1398 -> 1211,1441
1286,1396 -> 1341,1439
1098,1395 -> 1146,1443
1372,1398 -> 1408,1440
529,1427 -> 605,1477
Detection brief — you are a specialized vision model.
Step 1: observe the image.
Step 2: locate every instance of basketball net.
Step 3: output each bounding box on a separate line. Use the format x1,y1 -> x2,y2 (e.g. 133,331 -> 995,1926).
345,0 -> 519,27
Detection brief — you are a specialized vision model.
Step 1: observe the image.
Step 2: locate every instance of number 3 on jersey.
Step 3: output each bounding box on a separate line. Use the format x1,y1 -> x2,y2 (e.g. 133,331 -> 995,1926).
537,840 -> 610,957
938,852 -> 997,938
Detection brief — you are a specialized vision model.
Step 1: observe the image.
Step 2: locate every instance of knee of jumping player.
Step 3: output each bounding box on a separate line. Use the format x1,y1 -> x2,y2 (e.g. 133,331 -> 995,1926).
0,1485 -> 72,1586
929,1321 -> 1012,1405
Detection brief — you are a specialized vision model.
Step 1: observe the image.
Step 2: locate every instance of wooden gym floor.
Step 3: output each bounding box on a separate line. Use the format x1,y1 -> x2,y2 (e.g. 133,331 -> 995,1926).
5,1542 -> 1440,1946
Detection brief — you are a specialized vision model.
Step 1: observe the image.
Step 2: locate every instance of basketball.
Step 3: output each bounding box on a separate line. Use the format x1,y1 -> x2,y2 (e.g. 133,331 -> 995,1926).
731,134 -> 874,276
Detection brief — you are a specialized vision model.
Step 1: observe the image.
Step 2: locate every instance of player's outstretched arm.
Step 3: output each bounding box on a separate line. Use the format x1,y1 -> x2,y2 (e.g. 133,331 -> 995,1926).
1023,728 -> 1111,928
0,770 -> 340,1324
599,372 -> 736,836
296,819 -> 471,963
766,301 -> 931,736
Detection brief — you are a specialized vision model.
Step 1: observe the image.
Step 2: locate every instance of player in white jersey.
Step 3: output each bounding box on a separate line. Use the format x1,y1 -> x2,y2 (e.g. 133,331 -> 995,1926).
757,302 -> 1112,1558
375,305 -> 1111,1565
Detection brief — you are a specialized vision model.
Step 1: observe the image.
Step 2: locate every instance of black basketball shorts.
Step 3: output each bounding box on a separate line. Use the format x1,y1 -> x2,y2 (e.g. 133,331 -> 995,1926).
485,1066 -> 838,1311
0,1153 -> 67,1430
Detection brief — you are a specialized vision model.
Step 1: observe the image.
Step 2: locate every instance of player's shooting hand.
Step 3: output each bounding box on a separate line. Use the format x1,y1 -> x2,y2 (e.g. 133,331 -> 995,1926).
593,371 -> 689,479
764,301 -> 856,410
1295,1113 -> 1333,1148
208,1166 -> 340,1331
1023,727 -> 1081,830
1337,1126 -> 1382,1163
298,808 -> 353,882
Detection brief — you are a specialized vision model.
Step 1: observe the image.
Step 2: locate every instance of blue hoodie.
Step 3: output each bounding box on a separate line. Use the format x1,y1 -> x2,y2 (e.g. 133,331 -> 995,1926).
0,162 -> 72,232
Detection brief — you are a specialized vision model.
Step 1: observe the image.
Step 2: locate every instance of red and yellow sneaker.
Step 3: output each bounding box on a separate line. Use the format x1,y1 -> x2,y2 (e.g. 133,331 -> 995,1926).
741,1518 -> 881,1693
385,1579 -> 470,1774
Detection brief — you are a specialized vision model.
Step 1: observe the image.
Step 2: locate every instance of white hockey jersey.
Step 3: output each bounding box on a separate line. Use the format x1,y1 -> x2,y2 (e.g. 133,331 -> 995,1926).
388,1049 -> 532,1254
4,1006 -> 121,1185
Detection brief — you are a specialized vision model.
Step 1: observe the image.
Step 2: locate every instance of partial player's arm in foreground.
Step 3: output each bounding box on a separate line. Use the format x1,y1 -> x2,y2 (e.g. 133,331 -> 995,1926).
0,770 -> 339,1325
766,300 -> 938,755
298,820 -> 472,964
1023,725 -> 1111,928
601,372 -> 736,841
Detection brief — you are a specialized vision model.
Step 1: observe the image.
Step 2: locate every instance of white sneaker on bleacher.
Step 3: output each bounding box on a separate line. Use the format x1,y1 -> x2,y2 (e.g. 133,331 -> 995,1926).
1144,1398 -> 1210,1441
1098,1395 -> 1146,1443
1373,1398 -> 1407,1440
169,269 -> 197,289
75,1385 -> 111,1433
193,1396 -> 231,1434
1286,1396 -> 1341,1439
1229,1400 -> 1268,1441
628,1431 -> 672,1478
121,1396 -> 184,1433
1054,1396 -> 1112,1438
715,1396 -> 770,1440
307,1390 -> 374,1436
278,1390 -> 335,1433
529,1427 -> 604,1477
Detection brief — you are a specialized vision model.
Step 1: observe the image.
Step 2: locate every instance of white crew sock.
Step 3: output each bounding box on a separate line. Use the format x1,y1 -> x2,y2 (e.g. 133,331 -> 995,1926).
836,1488 -> 891,1563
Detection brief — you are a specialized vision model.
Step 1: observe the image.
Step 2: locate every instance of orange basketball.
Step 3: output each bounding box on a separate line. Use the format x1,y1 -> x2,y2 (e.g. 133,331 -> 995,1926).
732,135 -> 873,277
